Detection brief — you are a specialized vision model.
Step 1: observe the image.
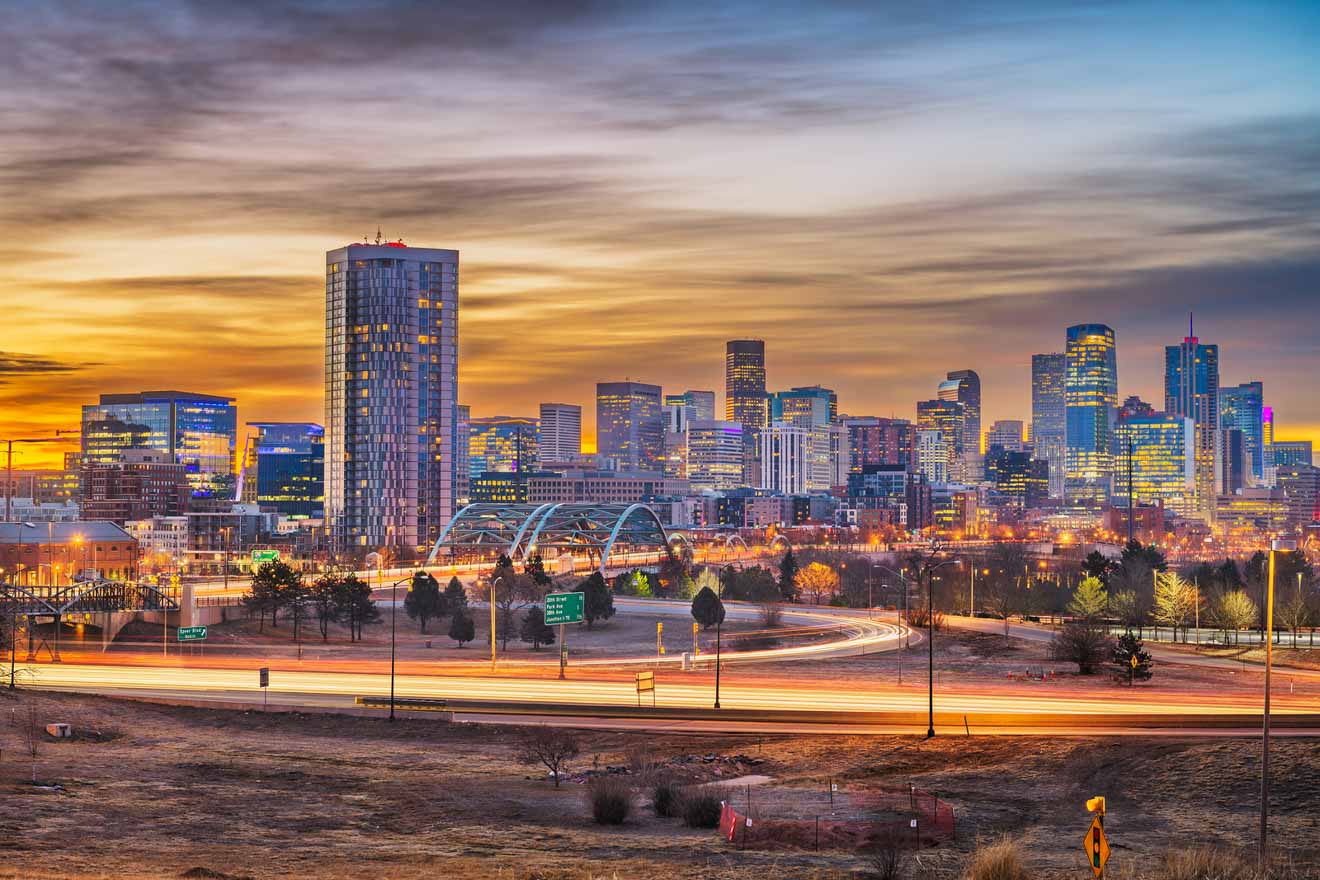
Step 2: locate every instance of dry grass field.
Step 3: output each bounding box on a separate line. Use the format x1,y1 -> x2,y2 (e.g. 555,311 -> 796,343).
0,688 -> 1317,880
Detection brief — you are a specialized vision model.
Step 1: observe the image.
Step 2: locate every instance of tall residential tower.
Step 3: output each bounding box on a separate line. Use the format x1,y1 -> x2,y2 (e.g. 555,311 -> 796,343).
324,241 -> 458,555
1064,324 -> 1118,505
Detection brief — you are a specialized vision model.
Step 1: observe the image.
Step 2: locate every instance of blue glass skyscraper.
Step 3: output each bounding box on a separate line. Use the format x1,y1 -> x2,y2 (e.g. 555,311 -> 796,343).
1164,323 -> 1219,519
1220,381 -> 1264,482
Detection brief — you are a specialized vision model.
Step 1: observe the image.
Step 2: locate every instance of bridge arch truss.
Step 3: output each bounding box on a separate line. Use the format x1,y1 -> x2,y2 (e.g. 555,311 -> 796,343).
427,503 -> 671,572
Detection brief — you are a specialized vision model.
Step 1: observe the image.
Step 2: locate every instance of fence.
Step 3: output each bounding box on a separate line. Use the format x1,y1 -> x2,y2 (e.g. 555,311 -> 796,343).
717,785 -> 955,852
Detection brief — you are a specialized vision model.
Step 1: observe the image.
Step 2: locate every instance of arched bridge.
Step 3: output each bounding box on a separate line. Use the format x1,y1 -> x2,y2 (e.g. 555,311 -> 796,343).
426,503 -> 671,573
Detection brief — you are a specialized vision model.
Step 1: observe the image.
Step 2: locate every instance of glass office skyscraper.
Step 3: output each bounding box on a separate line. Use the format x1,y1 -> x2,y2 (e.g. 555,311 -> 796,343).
1114,415 -> 1196,516
81,390 -> 237,497
1164,325 -> 1219,519
725,340 -> 767,430
940,369 -> 981,481
1064,324 -> 1118,504
249,422 -> 325,518
1031,353 -> 1066,498
538,403 -> 582,464
325,242 -> 458,554
1220,381 -> 1264,482
596,381 -> 664,471
468,417 -> 540,478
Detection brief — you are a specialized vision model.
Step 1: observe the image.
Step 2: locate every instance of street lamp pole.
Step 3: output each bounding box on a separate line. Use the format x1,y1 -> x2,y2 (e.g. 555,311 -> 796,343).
1260,541 -> 1287,866
490,575 -> 503,673
714,576 -> 724,709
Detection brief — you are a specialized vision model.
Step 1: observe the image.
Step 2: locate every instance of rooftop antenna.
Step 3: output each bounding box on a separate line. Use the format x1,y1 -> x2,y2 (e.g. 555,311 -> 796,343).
375,227 -> 383,246
1189,311 -> 1194,341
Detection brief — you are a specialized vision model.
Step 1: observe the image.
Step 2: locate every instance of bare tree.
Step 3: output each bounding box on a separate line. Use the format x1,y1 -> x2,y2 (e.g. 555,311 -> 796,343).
516,727 -> 581,788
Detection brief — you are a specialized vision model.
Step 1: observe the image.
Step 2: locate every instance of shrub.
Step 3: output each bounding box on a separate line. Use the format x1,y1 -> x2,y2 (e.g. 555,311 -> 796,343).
652,778 -> 682,818
863,830 -> 908,880
759,602 -> 783,629
586,776 -> 632,825
1049,620 -> 1115,674
681,786 -> 725,828
965,837 -> 1030,880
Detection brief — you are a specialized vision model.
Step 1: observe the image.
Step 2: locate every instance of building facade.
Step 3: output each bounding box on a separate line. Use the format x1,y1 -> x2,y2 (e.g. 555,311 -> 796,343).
596,382 -> 663,471
725,340 -> 767,430
538,403 -> 582,464
468,417 -> 540,479
1164,327 -> 1219,519
985,420 -> 1025,454
80,450 -> 191,525
81,390 -> 237,497
769,385 -> 836,427
1113,415 -> 1196,516
1064,324 -> 1118,505
1272,440 -> 1312,469
843,417 -> 915,473
686,420 -> 746,492
324,242 -> 458,554
247,423 -> 325,518
1220,381 -> 1264,482
916,399 -> 964,482
940,370 -> 982,481
1031,352 -> 1066,498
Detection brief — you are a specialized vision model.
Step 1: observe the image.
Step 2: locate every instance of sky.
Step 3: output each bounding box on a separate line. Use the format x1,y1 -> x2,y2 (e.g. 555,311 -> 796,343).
1,0 -> 1318,467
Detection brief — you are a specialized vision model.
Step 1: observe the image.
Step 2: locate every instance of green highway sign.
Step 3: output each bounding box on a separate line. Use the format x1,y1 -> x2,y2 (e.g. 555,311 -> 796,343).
251,549 -> 279,563
544,591 -> 584,626
177,626 -> 208,642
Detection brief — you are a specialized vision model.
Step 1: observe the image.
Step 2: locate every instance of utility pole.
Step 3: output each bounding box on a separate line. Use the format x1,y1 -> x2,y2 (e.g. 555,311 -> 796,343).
3,436 -> 72,523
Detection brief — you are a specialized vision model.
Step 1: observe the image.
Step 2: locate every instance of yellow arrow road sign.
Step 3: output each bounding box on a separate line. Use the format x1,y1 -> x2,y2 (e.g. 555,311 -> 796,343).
1083,815 -> 1110,877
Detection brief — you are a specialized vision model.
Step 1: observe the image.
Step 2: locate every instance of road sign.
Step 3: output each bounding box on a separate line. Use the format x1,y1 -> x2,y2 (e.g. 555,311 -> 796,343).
177,626 -> 207,642
545,591 -> 584,626
636,670 -> 656,706
251,549 -> 279,563
1083,815 -> 1110,877
258,667 -> 270,688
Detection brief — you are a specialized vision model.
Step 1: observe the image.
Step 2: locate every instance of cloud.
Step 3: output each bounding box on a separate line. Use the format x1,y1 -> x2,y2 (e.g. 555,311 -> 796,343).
0,351 -> 89,380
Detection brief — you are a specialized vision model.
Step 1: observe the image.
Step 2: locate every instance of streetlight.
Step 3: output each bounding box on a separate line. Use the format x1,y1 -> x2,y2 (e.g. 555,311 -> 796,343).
386,575 -> 410,723
489,575 -> 503,673
713,575 -> 725,710
1260,538 -> 1293,866
879,555 -> 960,738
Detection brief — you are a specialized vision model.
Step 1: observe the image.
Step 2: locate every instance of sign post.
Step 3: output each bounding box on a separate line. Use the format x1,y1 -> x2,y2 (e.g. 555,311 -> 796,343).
1083,797 -> 1109,879
259,666 -> 270,710
251,549 -> 279,565
177,626 -> 207,642
545,592 -> 584,680
636,670 -> 655,706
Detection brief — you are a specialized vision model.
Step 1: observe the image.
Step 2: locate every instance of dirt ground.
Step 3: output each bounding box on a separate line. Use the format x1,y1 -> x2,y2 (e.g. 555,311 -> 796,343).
0,690 -> 1317,880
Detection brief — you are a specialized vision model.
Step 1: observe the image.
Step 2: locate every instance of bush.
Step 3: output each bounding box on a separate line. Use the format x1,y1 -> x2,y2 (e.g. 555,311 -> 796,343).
863,830 -> 908,880
965,837 -> 1030,880
759,602 -> 783,629
681,786 -> 725,828
586,776 -> 632,825
652,778 -> 682,818
1049,620 -> 1115,675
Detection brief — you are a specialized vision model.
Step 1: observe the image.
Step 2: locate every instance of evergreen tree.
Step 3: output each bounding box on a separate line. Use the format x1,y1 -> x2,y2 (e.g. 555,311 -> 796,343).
1067,576 -> 1109,621
443,576 -> 468,613
1081,550 -> 1113,583
309,573 -> 343,642
404,570 -> 443,634
1111,632 -> 1153,685
691,585 -> 725,630
337,574 -> 379,642
581,571 -> 615,629
1122,540 -> 1168,572
519,606 -> 556,650
244,559 -> 302,630
448,608 -> 475,647
778,549 -> 800,602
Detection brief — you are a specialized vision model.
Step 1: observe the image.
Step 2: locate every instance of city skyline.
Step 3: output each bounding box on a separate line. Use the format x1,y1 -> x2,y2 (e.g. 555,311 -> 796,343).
2,2 -> 1319,466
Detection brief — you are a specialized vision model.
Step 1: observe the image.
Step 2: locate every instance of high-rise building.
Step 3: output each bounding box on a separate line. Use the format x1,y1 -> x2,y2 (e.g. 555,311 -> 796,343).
1262,405 -> 1276,483
843,416 -> 916,474
81,390 -> 237,497
324,242 -> 458,554
1113,415 -> 1196,517
1118,395 -> 1157,421
769,385 -> 836,427
940,370 -> 981,480
915,429 -> 948,484
1273,441 -> 1314,468
1064,324 -> 1118,505
759,423 -> 809,495
1031,353 -> 1066,498
1276,465 -> 1320,528
985,420 -> 1025,454
1220,382 -> 1265,482
454,404 -> 471,507
987,450 -> 1050,510
248,423 -> 325,518
916,399 -> 964,482
665,390 -> 716,426
686,421 -> 746,492
725,340 -> 767,430
1165,323 -> 1219,519
596,381 -> 664,471
1220,428 -> 1248,494
468,417 -> 539,479
538,403 -> 582,464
